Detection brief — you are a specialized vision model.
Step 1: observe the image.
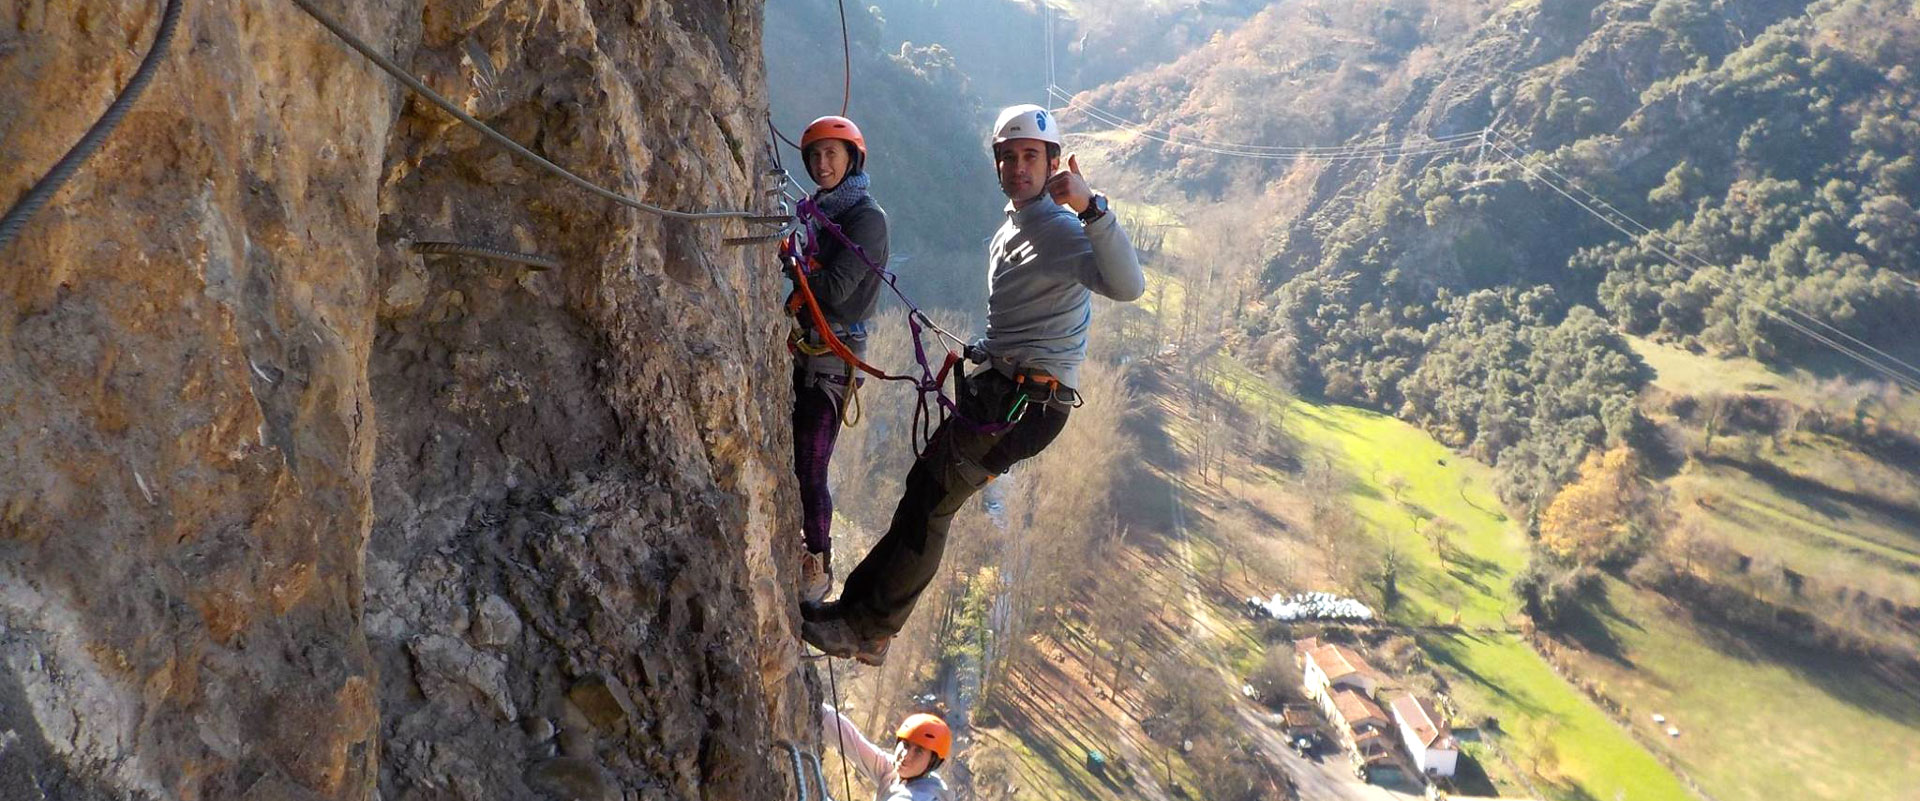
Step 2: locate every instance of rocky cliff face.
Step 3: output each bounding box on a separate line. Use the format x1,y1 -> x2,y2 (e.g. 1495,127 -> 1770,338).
1,1 -> 811,799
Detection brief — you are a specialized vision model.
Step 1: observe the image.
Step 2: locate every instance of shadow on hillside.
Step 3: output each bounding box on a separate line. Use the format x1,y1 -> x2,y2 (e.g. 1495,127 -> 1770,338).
1442,546 -> 1508,598
1553,591 -> 1633,668
1422,632 -> 1550,717
1682,601 -> 1920,729
1126,366 -> 1188,474
993,677 -> 1114,800
1702,454 -> 1920,537
1446,751 -> 1501,797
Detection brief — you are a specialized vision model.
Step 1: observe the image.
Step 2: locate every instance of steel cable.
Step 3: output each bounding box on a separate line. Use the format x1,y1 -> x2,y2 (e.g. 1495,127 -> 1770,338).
0,0 -> 185,253
285,0 -> 776,223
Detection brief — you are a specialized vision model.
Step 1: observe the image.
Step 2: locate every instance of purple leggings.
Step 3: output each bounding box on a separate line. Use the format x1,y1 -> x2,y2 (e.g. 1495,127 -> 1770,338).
793,379 -> 843,556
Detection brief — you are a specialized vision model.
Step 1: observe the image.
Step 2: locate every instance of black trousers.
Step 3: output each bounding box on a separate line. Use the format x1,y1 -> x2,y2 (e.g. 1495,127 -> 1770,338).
837,369 -> 1071,638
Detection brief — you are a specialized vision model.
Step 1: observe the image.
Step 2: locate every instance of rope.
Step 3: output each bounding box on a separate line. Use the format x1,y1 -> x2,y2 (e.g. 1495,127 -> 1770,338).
789,199 -> 1013,449
835,0 -> 852,116
411,240 -> 560,270
285,0 -> 778,223
786,255 -> 919,385
840,375 -> 863,427
0,0 -> 185,254
821,558 -> 856,801
772,120 -> 803,154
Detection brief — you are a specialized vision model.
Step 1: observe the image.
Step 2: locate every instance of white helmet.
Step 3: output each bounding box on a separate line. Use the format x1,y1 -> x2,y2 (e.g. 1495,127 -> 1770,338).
991,104 -> 1062,148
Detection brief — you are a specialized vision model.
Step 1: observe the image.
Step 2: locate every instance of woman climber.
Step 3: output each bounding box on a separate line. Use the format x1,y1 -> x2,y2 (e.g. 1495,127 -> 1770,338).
790,115 -> 889,603
819,704 -> 953,801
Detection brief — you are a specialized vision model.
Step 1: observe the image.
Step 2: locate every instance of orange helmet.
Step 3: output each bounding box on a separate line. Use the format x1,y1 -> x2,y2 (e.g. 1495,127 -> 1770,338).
800,115 -> 867,157
895,713 -> 952,759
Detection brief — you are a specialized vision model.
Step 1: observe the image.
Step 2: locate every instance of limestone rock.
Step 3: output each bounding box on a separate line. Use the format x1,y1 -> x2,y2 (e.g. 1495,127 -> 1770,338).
1,0 -> 815,799
566,674 -> 636,735
472,593 -> 522,648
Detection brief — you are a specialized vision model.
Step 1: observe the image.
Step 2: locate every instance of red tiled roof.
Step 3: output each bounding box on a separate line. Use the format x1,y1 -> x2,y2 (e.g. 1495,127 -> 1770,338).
1333,687 -> 1387,727
1306,642 -> 1382,684
1389,695 -> 1456,750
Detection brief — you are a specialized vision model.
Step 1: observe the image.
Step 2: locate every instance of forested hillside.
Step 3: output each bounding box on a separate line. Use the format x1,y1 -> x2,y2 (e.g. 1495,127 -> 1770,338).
1076,0 -> 1920,507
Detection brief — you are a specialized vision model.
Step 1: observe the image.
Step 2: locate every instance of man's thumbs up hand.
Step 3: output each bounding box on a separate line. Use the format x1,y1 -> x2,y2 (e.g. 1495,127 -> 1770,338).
1046,152 -> 1093,213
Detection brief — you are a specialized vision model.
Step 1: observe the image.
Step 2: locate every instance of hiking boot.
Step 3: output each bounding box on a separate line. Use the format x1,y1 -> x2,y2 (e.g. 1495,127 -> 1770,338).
800,550 -> 831,604
801,614 -> 891,666
800,599 -> 834,623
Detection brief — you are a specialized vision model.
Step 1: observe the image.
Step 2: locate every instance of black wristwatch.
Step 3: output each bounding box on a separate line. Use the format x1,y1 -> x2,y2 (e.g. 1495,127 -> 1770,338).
1078,193 -> 1110,224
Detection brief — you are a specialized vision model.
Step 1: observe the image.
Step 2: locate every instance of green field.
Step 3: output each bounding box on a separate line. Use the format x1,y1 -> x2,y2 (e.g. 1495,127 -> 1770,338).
1626,336 -> 1824,405
1424,631 -> 1698,801
1212,357 -> 1695,801
1559,578 -> 1920,801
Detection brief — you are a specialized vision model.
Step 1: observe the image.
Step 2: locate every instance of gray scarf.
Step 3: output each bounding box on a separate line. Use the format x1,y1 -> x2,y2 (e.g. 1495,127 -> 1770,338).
814,171 -> 870,219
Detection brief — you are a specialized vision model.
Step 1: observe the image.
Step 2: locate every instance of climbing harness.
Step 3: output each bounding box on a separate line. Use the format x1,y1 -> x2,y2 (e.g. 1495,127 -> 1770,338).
781,196 -> 1019,455
0,0 -> 185,254
1005,370 -> 1085,421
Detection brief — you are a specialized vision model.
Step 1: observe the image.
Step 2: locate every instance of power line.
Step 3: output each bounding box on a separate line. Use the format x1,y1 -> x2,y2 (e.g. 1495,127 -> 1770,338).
1485,140 -> 1920,393
1490,134 -> 1920,391
1055,90 -> 1483,162
1054,89 -> 1479,158
287,0 -> 779,223
1049,84 -> 1489,155
1050,86 -> 1486,160
1491,131 -> 1920,387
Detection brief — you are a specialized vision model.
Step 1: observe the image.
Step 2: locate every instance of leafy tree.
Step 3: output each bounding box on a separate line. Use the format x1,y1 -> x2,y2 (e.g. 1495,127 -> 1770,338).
1538,446 -> 1658,568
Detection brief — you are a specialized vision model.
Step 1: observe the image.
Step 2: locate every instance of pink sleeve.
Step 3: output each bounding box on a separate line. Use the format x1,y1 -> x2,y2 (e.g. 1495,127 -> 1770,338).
820,704 -> 895,784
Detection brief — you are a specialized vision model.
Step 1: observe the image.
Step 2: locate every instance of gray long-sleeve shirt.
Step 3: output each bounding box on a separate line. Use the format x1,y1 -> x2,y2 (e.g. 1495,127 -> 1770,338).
980,196 -> 1144,390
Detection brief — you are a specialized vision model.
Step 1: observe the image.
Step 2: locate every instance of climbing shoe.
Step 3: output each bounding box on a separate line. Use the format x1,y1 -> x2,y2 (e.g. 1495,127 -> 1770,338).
800,551 -> 831,604
801,614 -> 890,666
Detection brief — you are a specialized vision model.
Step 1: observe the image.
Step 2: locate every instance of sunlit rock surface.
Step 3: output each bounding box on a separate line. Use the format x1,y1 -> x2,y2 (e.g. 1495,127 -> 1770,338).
1,1 -> 810,798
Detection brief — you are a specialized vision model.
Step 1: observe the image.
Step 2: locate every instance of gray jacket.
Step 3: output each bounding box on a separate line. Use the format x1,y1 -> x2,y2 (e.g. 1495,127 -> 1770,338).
794,196 -> 887,393
980,195 -> 1144,390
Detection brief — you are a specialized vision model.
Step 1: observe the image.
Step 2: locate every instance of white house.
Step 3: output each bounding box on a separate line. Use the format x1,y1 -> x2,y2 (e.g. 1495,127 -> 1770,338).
1297,637 -> 1383,723
1389,694 -> 1458,778
1297,637 -> 1399,761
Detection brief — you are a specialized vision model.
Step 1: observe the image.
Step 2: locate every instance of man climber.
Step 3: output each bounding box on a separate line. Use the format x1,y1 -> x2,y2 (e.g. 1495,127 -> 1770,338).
802,104 -> 1143,664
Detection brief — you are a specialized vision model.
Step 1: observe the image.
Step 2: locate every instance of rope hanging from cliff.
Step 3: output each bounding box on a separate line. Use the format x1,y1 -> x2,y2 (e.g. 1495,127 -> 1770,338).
822,603 -> 857,801
285,0 -> 784,225
836,0 -> 852,116
0,0 -> 185,254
